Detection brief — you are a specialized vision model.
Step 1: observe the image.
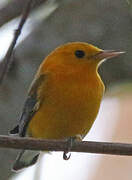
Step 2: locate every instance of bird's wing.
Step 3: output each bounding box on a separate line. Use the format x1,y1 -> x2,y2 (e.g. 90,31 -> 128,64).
10,74 -> 45,137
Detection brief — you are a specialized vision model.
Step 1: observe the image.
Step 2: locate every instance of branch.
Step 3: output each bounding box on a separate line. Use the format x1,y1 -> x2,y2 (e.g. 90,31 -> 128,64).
0,135 -> 132,156
0,0 -> 33,84
0,0 -> 46,27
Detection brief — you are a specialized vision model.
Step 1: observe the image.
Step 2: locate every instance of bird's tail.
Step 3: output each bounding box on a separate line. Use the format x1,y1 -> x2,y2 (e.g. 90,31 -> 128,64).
12,150 -> 40,171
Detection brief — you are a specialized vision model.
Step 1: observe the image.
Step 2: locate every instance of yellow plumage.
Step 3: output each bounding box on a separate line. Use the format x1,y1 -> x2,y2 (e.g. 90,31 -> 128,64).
10,42 -> 123,171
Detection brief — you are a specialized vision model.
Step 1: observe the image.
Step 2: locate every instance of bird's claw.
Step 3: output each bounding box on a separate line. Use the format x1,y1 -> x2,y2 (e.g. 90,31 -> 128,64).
63,136 -> 79,160
63,151 -> 71,160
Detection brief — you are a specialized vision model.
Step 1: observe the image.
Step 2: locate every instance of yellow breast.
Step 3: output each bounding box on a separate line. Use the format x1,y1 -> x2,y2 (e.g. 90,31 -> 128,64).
28,67 -> 104,139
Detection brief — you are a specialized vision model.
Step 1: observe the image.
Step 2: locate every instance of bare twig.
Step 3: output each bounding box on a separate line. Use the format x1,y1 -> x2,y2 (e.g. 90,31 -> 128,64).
0,0 -> 46,27
0,135 -> 132,156
0,0 -> 33,84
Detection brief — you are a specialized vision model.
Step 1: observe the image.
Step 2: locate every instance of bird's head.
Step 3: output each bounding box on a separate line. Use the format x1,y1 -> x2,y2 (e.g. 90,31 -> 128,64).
43,42 -> 124,72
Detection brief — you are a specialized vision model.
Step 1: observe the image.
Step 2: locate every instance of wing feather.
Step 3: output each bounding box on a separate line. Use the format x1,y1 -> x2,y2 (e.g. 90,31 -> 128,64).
10,74 -> 45,137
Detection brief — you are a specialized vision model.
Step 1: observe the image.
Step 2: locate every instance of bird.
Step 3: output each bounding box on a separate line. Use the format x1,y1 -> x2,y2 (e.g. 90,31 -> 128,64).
10,42 -> 124,171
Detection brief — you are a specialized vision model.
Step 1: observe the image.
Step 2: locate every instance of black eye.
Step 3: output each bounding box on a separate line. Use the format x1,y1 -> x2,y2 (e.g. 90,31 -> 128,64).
75,50 -> 85,58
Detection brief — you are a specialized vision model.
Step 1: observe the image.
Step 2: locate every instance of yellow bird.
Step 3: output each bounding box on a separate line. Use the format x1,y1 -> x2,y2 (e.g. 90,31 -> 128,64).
10,42 -> 123,171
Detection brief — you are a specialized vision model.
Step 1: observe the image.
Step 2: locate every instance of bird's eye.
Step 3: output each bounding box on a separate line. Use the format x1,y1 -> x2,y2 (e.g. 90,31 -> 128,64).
75,50 -> 85,58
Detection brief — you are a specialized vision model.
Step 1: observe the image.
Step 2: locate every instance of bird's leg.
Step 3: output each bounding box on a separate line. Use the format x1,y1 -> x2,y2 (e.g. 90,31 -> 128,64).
63,135 -> 83,160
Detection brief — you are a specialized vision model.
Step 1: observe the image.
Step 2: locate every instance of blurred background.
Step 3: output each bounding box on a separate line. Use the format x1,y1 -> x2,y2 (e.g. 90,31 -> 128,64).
0,0 -> 132,179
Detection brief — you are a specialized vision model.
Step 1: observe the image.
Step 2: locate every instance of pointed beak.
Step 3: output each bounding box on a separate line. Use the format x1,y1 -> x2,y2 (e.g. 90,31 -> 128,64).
95,50 -> 125,60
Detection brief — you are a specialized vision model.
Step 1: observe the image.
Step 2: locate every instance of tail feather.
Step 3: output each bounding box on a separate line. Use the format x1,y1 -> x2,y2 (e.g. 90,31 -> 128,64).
12,150 -> 40,172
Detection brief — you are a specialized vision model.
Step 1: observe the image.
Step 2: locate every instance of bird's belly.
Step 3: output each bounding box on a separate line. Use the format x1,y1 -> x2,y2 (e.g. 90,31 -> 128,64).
27,88 -> 103,139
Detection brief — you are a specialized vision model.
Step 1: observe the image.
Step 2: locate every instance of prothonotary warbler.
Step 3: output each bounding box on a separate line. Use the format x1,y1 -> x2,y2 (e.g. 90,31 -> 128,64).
10,42 -> 124,171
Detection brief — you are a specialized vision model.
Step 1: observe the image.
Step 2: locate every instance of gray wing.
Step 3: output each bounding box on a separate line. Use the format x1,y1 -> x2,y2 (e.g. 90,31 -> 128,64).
10,74 -> 45,137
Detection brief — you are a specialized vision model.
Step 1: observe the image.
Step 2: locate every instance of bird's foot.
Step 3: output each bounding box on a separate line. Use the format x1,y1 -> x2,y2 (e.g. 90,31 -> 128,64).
63,135 -> 83,160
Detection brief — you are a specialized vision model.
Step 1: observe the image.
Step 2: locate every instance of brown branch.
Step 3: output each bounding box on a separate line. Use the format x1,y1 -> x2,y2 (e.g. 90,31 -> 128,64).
0,0 -> 33,84
0,0 -> 46,27
0,135 -> 132,156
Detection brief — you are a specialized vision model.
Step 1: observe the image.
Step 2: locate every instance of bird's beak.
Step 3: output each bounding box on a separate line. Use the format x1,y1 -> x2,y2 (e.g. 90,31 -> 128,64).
95,50 -> 125,60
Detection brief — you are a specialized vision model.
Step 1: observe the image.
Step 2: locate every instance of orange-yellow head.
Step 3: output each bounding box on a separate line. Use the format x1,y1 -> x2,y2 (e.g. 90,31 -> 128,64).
41,42 -> 124,73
